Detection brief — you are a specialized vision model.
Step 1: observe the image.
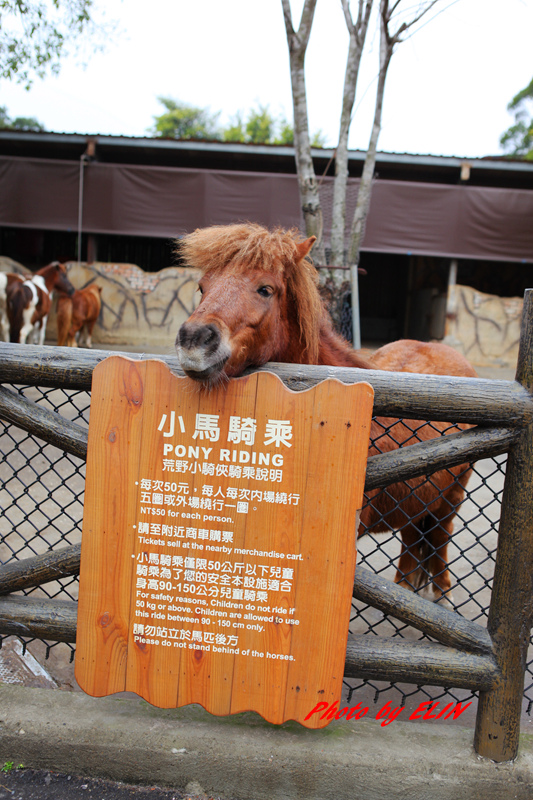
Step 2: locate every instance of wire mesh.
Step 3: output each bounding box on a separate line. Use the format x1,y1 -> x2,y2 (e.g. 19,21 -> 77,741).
0,384 -> 531,717
0,386 -> 88,665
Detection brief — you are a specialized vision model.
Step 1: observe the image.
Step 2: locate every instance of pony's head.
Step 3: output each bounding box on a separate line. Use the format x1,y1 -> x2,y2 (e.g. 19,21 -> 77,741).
39,262 -> 75,297
175,223 -> 322,384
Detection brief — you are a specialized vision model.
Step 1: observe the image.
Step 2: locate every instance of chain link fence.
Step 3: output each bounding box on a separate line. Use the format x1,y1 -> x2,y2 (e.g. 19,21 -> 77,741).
0,382 -> 531,718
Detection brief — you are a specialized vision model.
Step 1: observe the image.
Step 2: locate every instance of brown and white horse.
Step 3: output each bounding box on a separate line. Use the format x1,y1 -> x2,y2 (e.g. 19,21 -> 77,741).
7,262 -> 74,345
0,273 -> 24,341
56,283 -> 102,347
175,223 -> 477,604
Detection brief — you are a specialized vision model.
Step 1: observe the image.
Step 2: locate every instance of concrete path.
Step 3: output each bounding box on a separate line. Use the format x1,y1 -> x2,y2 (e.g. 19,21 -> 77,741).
1,684 -> 532,800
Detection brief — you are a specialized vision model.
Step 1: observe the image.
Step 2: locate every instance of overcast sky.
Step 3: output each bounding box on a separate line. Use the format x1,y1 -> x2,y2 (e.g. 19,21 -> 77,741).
1,0 -> 532,159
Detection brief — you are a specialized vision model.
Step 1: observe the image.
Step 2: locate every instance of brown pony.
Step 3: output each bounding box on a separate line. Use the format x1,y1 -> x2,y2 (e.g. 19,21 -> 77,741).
7,262 -> 74,345
175,223 -> 477,604
57,283 -> 102,347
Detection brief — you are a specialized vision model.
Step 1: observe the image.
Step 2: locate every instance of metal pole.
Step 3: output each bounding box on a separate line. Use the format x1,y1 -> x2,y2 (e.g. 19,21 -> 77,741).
350,264 -> 361,349
77,155 -> 86,264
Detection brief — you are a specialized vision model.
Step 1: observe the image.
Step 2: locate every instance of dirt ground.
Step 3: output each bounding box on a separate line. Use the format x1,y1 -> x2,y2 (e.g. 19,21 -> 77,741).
0,767 -> 221,800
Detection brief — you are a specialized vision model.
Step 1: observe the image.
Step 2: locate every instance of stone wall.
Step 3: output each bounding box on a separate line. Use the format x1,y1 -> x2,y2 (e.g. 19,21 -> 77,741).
444,284 -> 522,369
2,255 -> 525,366
0,256 -> 31,276
46,261 -> 201,349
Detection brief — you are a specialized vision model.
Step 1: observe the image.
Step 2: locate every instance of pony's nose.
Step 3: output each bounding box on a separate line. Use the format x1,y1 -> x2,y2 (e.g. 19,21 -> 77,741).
178,321 -> 221,353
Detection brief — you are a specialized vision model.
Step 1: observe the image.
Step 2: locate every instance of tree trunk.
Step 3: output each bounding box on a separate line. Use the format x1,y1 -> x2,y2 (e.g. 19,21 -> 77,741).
318,268 -> 352,340
348,3 -> 393,346
330,0 -> 373,266
348,23 -> 391,269
282,0 -> 326,264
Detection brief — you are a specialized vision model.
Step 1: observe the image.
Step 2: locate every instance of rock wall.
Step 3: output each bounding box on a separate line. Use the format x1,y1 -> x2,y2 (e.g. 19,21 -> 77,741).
2,255 -> 525,367
444,284 -> 522,368
0,256 -> 31,276
46,261 -> 201,348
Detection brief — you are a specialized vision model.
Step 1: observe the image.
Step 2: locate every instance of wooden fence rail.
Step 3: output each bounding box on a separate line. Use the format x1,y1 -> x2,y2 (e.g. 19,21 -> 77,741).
1,289 -> 533,762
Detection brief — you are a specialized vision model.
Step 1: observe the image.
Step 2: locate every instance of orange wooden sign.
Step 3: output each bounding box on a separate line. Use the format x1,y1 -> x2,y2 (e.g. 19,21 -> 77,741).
76,357 -> 374,728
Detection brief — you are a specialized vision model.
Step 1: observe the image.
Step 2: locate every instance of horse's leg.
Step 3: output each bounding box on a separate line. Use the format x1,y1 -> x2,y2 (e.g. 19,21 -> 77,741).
0,310 -> 8,341
78,323 -> 88,347
0,276 -> 9,342
0,294 -> 8,341
416,516 -> 455,606
67,323 -> 78,347
395,521 -> 427,593
38,315 -> 48,346
417,468 -> 472,606
19,308 -> 35,344
360,489 -> 425,591
85,320 -> 96,348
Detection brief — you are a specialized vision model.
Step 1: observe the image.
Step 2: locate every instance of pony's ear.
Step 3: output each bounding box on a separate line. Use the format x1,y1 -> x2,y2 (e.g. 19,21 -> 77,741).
296,236 -> 316,261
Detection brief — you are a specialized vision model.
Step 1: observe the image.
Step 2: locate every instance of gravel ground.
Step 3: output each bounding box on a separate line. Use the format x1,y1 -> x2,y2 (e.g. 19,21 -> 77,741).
0,768 -> 222,800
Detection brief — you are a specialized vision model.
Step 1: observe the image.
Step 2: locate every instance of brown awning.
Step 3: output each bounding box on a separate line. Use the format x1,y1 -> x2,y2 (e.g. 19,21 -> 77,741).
2,155 -> 532,263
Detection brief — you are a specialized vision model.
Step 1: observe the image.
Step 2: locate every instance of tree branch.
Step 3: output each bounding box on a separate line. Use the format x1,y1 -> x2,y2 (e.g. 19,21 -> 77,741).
298,0 -> 319,49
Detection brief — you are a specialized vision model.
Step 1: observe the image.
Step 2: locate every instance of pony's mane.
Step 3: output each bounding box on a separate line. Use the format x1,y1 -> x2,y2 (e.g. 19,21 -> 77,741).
179,223 -> 325,362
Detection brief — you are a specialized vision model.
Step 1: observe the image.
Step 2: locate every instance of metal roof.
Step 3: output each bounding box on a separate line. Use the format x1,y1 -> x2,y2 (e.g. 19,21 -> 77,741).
1,129 -> 532,186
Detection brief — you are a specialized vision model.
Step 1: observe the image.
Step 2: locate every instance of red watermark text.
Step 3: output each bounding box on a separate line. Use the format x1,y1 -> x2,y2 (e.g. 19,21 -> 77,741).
304,699 -> 473,726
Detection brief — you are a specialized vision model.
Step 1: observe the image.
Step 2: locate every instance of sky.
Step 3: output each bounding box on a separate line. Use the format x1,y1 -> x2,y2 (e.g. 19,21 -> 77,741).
1,0 -> 532,159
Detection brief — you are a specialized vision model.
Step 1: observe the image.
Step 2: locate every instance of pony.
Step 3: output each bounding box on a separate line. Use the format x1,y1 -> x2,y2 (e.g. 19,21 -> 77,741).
175,223 -> 478,605
56,283 -> 102,347
7,262 -> 74,345
0,273 -> 24,341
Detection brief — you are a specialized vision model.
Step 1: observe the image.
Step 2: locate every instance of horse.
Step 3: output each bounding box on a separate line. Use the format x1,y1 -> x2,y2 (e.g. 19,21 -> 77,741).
56,283 -> 102,347
0,273 -> 24,341
7,262 -> 75,345
174,223 -> 478,605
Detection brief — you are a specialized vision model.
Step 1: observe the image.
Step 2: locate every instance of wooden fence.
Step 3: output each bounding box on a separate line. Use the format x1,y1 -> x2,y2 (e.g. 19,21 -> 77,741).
1,289 -> 533,762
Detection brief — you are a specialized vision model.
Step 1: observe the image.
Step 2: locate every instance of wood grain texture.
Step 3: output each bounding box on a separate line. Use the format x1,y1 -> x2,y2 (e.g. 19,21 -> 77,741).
75,357 -> 147,697
353,567 -> 493,655
364,425 -> 519,490
345,636 -> 499,691
75,359 -> 373,727
475,288 -> 533,761
0,385 -> 87,460
283,379 -> 373,726
0,341 -> 531,426
0,595 -> 77,642
0,544 -> 82,596
0,382 -> 520,492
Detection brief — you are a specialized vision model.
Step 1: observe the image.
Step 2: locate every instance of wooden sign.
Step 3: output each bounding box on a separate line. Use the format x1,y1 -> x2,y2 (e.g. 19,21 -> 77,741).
76,358 -> 374,728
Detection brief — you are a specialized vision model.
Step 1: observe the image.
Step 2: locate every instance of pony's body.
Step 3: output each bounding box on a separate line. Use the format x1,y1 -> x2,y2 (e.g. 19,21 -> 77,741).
7,262 -> 74,345
57,284 -> 102,347
0,273 -> 23,341
175,223 -> 477,603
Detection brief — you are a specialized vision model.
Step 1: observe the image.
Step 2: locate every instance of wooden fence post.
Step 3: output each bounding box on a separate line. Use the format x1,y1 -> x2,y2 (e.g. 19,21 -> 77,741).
474,289 -> 533,761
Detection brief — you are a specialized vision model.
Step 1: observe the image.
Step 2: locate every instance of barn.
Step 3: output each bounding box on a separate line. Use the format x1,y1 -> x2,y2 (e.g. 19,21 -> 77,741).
1,129 -> 533,347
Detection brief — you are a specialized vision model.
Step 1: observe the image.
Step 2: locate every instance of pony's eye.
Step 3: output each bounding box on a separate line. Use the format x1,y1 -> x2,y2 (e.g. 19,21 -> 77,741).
197,284 -> 204,295
257,285 -> 274,298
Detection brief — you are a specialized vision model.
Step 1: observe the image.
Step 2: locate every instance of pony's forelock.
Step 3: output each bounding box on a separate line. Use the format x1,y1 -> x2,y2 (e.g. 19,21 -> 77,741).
178,223 -> 305,275
178,223 -> 323,362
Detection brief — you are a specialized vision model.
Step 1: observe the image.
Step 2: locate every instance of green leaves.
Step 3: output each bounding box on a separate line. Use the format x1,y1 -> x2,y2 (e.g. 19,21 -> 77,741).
149,97 -> 221,141
0,104 -> 45,130
501,77 -> 533,159
0,0 -> 104,87
149,98 -> 326,147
